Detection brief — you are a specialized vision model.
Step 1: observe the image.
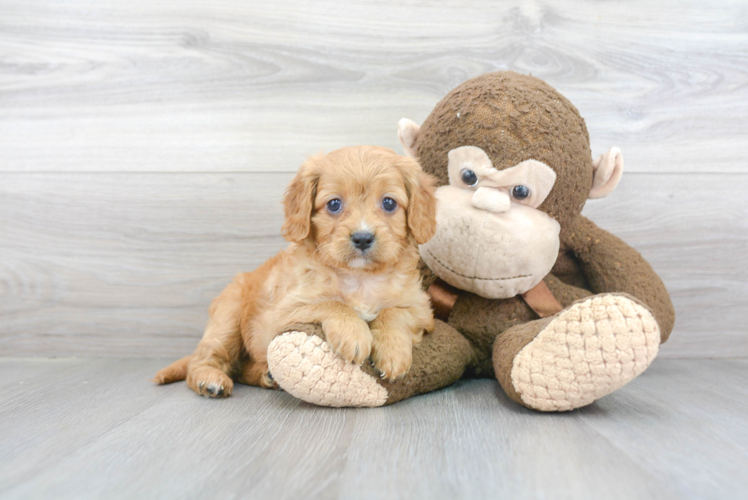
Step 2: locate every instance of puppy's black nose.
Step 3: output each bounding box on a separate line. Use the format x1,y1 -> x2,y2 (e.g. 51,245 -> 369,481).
351,231 -> 375,251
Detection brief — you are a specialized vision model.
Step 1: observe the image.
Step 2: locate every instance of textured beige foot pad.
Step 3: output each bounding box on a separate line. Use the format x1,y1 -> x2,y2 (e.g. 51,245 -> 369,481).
267,331 -> 388,407
511,294 -> 660,412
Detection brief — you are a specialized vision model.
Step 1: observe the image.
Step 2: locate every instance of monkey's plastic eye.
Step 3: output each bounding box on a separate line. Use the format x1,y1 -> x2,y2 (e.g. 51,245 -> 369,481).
461,169 -> 478,187
382,197 -> 397,213
512,185 -> 530,200
326,198 -> 342,214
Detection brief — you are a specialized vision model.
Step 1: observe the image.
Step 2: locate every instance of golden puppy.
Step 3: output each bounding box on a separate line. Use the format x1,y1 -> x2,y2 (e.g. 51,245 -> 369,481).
154,146 -> 437,397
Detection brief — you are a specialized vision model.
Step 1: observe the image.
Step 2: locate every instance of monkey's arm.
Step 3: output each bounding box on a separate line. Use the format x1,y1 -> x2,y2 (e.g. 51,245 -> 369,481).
563,215 -> 675,342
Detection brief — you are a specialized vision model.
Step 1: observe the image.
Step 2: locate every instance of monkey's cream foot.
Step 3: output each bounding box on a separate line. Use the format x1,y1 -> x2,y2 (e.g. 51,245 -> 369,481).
500,293 -> 660,412
268,321 -> 473,408
267,331 -> 388,407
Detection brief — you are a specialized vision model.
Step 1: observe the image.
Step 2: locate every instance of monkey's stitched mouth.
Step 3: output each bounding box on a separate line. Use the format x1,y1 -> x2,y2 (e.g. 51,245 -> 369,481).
426,249 -> 531,281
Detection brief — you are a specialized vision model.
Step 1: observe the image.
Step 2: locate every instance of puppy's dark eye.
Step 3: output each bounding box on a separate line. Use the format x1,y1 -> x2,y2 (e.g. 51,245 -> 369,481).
512,185 -> 530,200
326,198 -> 342,214
382,197 -> 397,213
461,169 -> 478,187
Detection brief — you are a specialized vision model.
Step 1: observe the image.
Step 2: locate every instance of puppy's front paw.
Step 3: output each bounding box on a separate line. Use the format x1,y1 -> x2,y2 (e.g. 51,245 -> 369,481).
187,366 -> 233,398
370,330 -> 412,380
324,317 -> 373,365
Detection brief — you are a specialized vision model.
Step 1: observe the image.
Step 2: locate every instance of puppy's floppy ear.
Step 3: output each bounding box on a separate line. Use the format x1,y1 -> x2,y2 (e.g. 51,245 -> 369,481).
396,156 -> 438,245
282,156 -> 320,242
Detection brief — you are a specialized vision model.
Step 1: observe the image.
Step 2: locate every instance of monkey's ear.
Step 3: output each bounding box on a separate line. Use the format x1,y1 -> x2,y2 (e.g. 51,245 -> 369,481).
396,156 -> 438,244
281,157 -> 320,242
398,118 -> 421,158
589,147 -> 624,199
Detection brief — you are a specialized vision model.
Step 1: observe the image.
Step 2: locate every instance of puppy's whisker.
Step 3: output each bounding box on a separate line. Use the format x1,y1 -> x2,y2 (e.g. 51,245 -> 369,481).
310,232 -> 334,259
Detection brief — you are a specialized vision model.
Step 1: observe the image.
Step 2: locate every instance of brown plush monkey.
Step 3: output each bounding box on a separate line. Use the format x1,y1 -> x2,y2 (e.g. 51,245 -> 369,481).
266,71 -> 675,411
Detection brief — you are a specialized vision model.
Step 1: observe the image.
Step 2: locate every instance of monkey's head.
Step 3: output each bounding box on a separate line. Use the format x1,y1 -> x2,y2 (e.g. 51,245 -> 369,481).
398,71 -> 624,299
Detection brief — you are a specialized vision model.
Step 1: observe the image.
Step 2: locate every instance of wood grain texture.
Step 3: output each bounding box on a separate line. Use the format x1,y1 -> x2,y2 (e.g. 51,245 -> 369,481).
580,358 -> 748,500
1,0 -> 746,359
0,172 -> 292,357
1,2 -> 745,498
1,357 -> 746,499
1,0 -> 746,173
583,173 -> 748,358
1,171 -> 745,358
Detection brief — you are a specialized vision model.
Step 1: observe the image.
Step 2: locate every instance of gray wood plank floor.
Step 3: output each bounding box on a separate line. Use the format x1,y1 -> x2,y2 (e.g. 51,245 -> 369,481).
1,357 -> 746,500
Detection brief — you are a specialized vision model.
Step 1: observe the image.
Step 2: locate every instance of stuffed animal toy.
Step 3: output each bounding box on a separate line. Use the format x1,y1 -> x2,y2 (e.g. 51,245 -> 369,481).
265,71 -> 675,411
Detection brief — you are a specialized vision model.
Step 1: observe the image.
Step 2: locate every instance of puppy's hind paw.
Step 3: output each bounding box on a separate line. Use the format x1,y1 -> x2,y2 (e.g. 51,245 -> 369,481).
187,366 -> 234,398
264,371 -> 280,390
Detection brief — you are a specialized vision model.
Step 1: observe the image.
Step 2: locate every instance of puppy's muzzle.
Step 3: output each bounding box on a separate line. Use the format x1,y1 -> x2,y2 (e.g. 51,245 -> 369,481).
351,231 -> 375,251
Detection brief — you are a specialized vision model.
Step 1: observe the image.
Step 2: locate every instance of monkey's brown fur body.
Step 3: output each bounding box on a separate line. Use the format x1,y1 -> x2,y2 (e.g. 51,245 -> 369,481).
268,72 -> 676,411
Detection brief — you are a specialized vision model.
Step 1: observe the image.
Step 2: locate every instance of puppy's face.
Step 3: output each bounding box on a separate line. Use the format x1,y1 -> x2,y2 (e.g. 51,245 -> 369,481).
282,146 -> 437,273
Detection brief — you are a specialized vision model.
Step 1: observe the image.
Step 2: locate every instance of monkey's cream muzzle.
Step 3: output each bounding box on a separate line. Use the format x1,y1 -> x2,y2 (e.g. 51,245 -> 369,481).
419,146 -> 561,299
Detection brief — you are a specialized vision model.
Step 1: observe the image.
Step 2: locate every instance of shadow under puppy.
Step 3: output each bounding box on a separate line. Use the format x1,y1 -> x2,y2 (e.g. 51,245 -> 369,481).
154,146 -> 438,397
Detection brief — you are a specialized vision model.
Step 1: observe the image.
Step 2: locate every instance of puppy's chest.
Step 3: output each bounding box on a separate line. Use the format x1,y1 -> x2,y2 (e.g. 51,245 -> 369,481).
337,274 -> 399,322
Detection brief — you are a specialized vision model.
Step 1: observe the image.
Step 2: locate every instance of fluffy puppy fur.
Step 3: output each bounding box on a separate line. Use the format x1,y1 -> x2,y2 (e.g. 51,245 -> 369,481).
154,146 -> 438,397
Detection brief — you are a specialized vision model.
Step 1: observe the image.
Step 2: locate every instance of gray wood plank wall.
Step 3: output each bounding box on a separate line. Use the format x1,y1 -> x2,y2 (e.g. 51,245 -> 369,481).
1,0 -> 746,358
